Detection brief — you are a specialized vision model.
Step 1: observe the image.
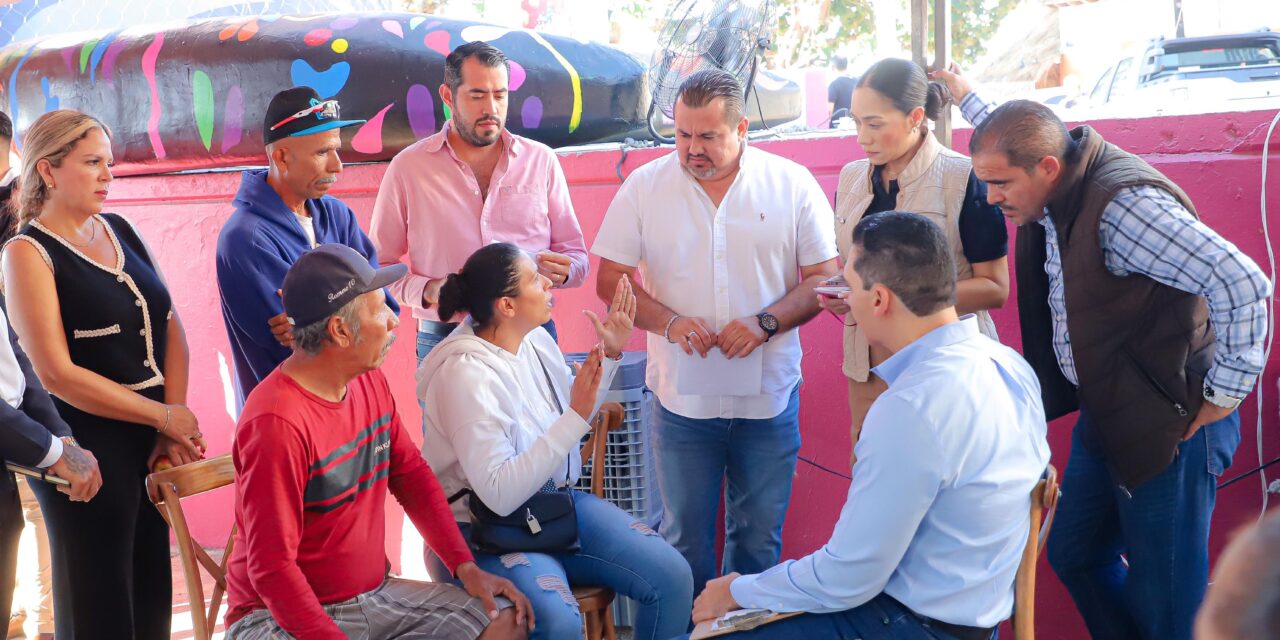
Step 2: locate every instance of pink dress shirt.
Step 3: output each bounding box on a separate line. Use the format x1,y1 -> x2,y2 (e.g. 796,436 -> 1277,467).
370,122 -> 588,322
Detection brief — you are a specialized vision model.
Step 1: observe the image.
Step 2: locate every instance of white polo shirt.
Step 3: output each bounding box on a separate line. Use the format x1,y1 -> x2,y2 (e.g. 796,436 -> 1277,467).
592,146 -> 836,420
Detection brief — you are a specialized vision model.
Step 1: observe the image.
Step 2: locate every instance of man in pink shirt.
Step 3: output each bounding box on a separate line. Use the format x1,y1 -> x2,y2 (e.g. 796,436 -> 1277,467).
370,41 -> 588,363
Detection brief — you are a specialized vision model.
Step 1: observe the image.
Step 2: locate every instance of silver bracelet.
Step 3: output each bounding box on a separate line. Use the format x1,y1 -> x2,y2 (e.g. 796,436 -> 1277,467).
160,405 -> 171,434
662,314 -> 682,343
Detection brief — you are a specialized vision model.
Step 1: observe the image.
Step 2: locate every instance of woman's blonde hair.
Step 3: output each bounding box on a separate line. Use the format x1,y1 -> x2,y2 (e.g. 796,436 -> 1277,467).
15,109 -> 110,230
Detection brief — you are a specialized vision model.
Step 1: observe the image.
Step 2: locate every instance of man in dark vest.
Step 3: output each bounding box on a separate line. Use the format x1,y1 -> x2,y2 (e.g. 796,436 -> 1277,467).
932,67 -> 1271,639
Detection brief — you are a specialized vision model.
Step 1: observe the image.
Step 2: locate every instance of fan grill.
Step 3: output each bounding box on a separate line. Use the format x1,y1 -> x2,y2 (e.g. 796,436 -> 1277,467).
648,0 -> 776,118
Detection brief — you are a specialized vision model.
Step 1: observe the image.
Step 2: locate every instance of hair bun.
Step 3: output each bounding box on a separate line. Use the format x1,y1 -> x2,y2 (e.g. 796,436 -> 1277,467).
436,272 -> 469,322
924,81 -> 951,121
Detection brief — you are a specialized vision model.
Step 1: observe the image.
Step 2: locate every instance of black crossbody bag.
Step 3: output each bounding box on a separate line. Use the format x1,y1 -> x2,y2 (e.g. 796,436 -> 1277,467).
447,358 -> 581,555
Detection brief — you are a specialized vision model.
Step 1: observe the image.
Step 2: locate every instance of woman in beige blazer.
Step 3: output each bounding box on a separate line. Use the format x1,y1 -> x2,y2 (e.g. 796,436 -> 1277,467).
824,58 -> 1010,463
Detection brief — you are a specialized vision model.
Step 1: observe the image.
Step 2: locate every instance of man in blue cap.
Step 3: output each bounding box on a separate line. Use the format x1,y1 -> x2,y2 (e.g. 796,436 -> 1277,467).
217,86 -> 398,404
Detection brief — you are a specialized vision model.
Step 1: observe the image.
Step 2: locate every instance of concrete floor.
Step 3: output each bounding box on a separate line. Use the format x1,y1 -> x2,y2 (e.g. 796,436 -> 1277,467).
9,545 -> 638,639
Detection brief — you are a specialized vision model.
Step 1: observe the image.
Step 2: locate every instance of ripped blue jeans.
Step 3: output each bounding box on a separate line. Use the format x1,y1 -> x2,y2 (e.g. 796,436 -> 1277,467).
427,492 -> 693,640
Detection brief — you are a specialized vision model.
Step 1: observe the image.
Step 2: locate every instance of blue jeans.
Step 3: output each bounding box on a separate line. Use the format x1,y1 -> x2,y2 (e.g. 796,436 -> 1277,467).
427,492 -> 693,640
654,385 -> 801,597
1046,408 -> 1240,640
415,319 -> 558,364
670,592 -> 979,640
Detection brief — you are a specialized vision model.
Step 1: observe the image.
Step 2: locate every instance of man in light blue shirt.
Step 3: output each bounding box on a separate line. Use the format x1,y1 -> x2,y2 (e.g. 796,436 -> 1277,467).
684,211 -> 1051,639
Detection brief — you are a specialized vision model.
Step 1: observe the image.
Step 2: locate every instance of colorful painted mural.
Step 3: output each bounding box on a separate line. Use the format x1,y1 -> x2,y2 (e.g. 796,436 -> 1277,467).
0,13 -> 651,175
0,0 -> 402,49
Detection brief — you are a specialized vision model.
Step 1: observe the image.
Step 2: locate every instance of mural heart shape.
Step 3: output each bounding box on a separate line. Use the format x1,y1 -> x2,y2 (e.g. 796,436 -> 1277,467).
289,59 -> 350,99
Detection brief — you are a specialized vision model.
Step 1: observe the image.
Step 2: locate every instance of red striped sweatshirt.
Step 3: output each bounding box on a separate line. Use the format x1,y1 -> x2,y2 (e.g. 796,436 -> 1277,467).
224,368 -> 473,638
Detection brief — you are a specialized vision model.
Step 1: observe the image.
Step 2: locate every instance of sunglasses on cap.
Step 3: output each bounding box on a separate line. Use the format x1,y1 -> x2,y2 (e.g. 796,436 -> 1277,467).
270,100 -> 341,132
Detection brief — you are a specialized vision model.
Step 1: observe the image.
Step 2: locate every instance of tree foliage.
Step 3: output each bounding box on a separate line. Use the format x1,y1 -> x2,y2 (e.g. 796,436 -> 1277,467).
401,0 -> 452,13
776,0 -> 1019,69
942,0 -> 1021,66
399,0 -> 1020,70
774,0 -> 876,68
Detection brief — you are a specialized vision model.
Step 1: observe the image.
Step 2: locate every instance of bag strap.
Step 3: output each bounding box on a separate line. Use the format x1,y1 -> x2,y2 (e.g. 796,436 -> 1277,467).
535,355 -> 572,487
449,354 -> 574,507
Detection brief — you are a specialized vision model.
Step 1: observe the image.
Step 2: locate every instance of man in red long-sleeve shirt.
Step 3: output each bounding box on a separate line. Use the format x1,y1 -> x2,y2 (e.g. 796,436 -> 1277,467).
223,244 -> 532,639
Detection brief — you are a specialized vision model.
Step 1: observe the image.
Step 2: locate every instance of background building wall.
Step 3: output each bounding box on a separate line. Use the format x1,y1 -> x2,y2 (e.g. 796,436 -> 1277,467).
106,108 -> 1280,637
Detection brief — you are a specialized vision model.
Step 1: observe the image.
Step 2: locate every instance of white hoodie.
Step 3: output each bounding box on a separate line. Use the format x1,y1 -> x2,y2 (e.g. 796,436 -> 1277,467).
417,319 -> 619,521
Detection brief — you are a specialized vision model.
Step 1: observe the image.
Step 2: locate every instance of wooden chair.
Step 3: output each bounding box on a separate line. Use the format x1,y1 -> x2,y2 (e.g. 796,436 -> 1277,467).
573,402 -> 626,640
1011,464 -> 1061,640
145,454 -> 236,640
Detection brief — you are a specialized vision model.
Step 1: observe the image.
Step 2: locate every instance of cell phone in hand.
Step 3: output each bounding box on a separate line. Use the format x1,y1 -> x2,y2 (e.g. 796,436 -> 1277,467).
814,274 -> 850,298
5,462 -> 71,486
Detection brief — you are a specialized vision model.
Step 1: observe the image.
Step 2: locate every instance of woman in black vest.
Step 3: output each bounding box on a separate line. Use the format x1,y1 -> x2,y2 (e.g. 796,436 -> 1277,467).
1,110 -> 206,639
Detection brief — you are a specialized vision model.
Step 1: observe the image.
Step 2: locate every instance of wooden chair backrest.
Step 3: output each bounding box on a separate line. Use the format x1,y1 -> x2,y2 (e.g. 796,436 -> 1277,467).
145,454 -> 236,640
1012,464 -> 1060,640
578,402 -> 625,497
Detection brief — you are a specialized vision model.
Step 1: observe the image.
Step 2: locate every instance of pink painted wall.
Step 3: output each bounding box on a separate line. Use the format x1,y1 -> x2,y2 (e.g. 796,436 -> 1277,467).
107,110 -> 1280,637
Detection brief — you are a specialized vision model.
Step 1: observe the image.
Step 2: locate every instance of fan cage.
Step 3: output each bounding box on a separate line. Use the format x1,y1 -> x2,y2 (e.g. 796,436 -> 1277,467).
647,0 -> 776,118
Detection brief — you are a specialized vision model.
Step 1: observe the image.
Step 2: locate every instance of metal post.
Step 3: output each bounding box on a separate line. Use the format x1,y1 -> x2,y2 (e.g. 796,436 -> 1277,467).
910,0 -> 928,69
934,0 -> 952,148
910,0 -> 952,149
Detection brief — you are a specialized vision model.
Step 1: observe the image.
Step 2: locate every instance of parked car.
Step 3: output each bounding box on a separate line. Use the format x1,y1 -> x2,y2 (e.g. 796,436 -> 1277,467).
1075,29 -> 1280,117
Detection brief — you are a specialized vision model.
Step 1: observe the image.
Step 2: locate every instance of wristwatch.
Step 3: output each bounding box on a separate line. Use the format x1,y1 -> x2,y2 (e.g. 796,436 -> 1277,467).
756,312 -> 779,341
60,436 -> 79,448
1203,383 -> 1242,410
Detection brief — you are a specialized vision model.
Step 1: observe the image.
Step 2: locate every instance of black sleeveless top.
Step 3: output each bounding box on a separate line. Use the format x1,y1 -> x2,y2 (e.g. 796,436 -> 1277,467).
10,213 -> 172,406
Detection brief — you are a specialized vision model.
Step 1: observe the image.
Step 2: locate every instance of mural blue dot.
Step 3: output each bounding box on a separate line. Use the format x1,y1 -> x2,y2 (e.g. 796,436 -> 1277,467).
289,59 -> 350,99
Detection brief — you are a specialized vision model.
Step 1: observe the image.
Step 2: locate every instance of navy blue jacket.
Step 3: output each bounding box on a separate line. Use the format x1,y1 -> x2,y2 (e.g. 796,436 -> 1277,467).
0,298 -> 73,504
216,170 -> 398,404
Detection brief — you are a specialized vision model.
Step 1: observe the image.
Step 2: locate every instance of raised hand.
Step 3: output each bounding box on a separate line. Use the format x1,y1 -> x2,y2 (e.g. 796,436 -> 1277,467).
583,273 -> 636,358
568,345 -> 605,421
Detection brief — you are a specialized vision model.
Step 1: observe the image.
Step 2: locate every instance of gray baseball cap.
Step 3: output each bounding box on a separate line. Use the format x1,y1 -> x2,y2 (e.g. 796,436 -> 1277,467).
282,244 -> 406,328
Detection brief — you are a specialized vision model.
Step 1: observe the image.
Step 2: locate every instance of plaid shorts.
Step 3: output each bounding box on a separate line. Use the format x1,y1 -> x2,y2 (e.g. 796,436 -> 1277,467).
227,578 -> 501,639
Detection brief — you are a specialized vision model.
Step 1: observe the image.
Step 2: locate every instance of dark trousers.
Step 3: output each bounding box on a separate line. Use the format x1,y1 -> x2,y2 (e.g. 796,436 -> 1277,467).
31,421 -> 171,640
672,592 -> 986,640
0,472 -> 21,621
1046,408 -> 1240,640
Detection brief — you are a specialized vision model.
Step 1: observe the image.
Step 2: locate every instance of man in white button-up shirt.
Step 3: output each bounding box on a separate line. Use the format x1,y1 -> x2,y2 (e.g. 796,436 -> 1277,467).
593,69 -> 838,597
686,211 -> 1050,640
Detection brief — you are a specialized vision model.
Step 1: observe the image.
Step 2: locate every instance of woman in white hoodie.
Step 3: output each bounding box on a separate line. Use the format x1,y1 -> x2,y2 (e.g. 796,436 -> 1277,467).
417,243 -> 693,640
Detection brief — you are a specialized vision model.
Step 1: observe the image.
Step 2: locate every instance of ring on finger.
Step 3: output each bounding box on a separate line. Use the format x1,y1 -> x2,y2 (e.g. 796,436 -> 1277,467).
686,331 -> 698,342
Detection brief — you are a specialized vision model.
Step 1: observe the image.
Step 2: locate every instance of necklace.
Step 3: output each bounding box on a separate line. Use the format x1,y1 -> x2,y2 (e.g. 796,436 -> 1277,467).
53,218 -> 97,248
